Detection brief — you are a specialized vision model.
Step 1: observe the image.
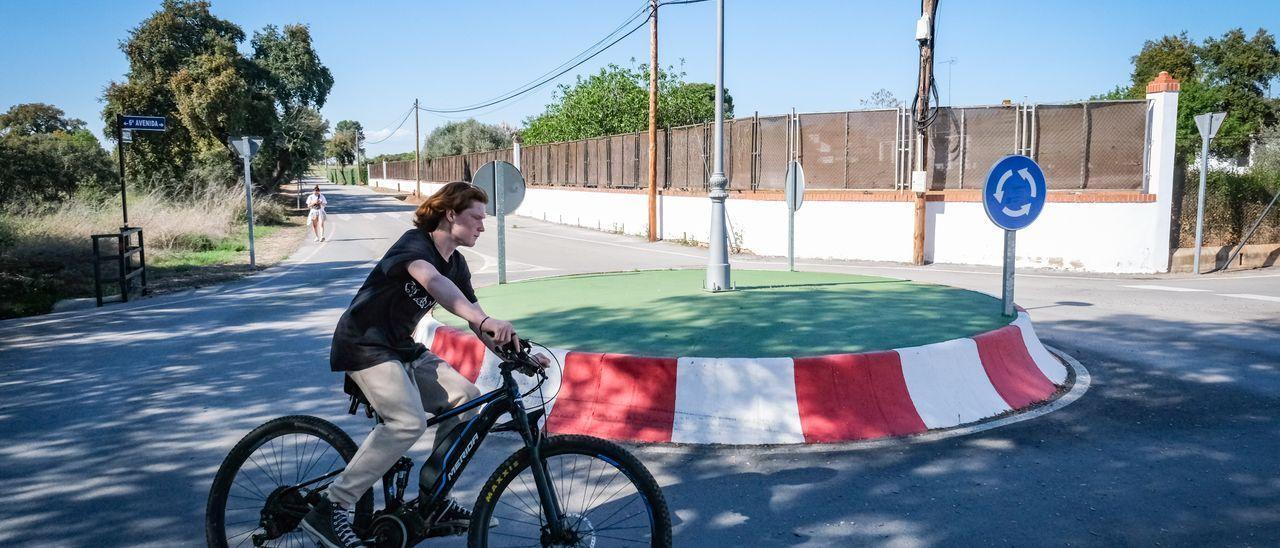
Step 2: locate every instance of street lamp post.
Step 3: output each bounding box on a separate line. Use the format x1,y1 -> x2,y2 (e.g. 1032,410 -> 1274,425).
705,0 -> 731,292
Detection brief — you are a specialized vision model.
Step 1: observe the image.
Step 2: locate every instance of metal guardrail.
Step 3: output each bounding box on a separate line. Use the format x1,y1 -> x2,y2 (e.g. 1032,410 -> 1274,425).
91,227 -> 147,307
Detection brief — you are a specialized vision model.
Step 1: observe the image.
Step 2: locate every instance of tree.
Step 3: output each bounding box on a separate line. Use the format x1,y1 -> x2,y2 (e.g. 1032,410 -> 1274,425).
522,61 -> 732,145
251,24 -> 334,185
0,104 -> 114,207
425,119 -> 513,158
102,1 -> 333,193
859,89 -> 904,109
1099,28 -> 1280,160
0,103 -> 86,136
664,82 -> 733,127
335,120 -> 364,141
326,120 -> 363,166
102,0 -> 248,193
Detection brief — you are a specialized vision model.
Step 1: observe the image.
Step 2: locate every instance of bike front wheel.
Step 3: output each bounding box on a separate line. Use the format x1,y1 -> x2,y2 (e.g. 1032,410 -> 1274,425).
468,434 -> 672,547
205,415 -> 373,547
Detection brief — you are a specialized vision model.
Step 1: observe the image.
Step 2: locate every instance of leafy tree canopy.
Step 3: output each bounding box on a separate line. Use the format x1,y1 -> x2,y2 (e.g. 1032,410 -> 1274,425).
102,0 -> 332,193
1098,28 -> 1280,160
0,103 -> 87,136
521,61 -> 733,145
425,119 -> 512,159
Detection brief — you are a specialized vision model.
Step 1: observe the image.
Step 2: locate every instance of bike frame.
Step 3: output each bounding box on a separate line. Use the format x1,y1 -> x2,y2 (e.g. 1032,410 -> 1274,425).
386,362 -> 568,537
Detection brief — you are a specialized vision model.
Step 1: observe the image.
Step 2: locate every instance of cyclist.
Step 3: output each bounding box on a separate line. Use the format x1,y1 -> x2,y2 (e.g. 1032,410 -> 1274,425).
302,181 -> 546,548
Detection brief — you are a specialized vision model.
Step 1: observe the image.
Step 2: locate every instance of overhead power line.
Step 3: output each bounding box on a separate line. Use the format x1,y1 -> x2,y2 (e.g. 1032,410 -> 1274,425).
417,1 -> 659,114
363,104 -> 416,145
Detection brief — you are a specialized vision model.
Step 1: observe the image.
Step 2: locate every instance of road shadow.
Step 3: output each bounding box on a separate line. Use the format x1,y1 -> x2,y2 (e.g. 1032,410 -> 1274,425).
1,266 -> 1278,545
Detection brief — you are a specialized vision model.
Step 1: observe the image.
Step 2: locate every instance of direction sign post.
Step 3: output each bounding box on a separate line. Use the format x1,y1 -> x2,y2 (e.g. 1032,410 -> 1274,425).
230,136 -> 264,268
473,161 -> 526,284
983,155 -> 1047,316
113,115 -> 168,228
1192,111 -> 1227,274
784,160 -> 805,272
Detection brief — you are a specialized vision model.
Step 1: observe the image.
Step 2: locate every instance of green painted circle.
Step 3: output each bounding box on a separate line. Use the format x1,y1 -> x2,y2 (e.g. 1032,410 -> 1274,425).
436,269 -> 1009,358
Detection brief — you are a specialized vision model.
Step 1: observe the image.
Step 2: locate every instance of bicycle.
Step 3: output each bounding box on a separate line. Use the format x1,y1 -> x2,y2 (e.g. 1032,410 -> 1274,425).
205,338 -> 672,547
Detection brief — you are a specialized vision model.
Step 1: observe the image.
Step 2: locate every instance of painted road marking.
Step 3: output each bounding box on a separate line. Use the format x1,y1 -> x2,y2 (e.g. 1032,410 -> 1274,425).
1121,285 -> 1209,292
1218,293 -> 1280,303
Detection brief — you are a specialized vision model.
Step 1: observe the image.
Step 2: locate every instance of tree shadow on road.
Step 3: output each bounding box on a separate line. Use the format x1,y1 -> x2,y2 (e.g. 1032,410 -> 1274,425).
1,286 -> 1278,545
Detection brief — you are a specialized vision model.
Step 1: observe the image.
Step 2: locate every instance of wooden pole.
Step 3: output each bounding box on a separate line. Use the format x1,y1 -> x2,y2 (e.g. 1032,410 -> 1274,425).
912,0 -> 938,265
414,98 -> 422,197
647,0 -> 659,241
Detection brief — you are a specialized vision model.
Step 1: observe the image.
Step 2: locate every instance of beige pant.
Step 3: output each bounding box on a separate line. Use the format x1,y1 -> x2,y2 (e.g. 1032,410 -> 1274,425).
328,351 -> 481,508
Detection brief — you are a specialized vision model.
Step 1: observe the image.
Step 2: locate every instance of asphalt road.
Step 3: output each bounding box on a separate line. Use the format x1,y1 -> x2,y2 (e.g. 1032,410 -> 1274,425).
1,182 -> 1276,546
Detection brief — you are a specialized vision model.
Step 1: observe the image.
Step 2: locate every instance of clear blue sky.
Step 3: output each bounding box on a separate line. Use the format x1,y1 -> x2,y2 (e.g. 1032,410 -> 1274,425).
1,0 -> 1275,156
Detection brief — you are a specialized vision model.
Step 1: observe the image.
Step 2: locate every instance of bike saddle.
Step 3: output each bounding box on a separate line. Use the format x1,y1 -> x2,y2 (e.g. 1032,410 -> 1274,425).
344,376 -> 376,418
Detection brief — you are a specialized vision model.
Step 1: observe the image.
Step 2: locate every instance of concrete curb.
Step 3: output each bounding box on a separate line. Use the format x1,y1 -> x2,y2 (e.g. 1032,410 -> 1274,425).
415,309 -> 1069,445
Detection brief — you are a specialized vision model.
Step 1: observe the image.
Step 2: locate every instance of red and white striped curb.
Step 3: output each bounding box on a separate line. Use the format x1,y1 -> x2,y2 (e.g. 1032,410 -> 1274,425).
413,311 -> 1067,445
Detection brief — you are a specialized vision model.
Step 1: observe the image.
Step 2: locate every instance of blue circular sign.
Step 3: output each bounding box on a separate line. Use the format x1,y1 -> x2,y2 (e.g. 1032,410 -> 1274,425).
982,155 -> 1046,230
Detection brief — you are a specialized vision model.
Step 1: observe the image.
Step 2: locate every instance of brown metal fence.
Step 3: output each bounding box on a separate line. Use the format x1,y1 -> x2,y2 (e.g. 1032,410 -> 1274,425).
376,100 -> 1149,192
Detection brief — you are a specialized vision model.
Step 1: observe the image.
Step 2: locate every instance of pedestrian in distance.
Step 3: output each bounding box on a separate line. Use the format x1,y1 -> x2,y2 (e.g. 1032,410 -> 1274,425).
307,185 -> 328,242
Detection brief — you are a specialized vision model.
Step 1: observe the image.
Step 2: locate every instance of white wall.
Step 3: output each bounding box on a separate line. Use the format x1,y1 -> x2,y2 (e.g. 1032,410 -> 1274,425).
928,201 -> 1166,272
368,178 -> 1169,273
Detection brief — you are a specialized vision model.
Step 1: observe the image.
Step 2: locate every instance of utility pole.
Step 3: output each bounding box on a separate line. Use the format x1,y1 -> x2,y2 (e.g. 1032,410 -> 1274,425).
912,0 -> 939,265
647,0 -> 659,242
414,99 -> 422,197
353,131 -> 362,185
705,0 -> 731,291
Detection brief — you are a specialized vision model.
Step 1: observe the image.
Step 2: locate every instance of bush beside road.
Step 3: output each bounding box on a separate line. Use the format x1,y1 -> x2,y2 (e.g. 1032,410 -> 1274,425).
0,186 -> 307,319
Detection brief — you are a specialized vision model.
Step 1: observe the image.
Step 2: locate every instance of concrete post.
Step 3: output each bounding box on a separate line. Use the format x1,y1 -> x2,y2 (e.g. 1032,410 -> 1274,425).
1145,71 -> 1180,273
382,161 -> 387,181
513,133 -> 522,171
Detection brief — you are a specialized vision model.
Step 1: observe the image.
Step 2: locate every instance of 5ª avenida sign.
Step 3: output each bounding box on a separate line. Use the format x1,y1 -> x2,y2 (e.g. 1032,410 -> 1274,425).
121,115 -> 167,132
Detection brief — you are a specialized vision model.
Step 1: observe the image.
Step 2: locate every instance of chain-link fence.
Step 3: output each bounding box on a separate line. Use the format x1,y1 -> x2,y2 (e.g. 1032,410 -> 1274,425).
374,100 -> 1149,192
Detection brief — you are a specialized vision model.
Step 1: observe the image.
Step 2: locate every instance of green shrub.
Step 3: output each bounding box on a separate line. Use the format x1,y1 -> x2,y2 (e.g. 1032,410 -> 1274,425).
1180,168 -> 1280,246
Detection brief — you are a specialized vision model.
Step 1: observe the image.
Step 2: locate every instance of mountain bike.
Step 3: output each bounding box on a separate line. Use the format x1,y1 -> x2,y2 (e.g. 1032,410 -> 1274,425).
206,339 -> 672,547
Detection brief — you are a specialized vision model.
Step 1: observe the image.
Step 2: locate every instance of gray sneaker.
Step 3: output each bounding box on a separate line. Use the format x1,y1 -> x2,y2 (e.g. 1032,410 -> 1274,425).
300,493 -> 365,548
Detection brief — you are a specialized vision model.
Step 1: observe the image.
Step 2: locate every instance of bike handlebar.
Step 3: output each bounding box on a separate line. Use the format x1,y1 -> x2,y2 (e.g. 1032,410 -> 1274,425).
493,337 -> 545,378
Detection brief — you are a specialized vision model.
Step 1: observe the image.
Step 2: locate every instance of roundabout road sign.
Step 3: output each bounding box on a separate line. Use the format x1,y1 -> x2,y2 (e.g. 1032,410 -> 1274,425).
983,155 -> 1046,231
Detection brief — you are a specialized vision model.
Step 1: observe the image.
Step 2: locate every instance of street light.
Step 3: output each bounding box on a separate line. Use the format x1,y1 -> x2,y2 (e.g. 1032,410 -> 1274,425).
705,0 -> 731,292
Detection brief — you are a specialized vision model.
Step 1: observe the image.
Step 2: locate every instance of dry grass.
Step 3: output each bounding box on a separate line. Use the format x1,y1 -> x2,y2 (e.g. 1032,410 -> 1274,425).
0,186 -> 296,319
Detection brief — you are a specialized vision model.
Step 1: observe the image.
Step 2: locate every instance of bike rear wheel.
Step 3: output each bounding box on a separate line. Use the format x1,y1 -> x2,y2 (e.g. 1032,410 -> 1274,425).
468,434 -> 672,547
206,415 -> 373,547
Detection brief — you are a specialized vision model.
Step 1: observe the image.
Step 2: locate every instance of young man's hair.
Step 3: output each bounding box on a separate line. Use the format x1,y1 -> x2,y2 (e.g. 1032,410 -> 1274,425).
414,181 -> 488,232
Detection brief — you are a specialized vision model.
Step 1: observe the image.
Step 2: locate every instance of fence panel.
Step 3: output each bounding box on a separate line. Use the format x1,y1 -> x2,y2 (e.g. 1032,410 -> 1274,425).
729,119 -> 754,191
757,115 -> 789,190
1034,104 -> 1087,189
607,135 -> 623,187
668,127 -> 691,189
799,112 -> 847,189
958,106 -> 1017,190
584,138 -> 602,187
619,133 -> 639,188
844,110 -> 897,189
1086,101 -> 1146,190
689,124 -> 709,190
924,108 -> 961,189
376,101 -> 1146,194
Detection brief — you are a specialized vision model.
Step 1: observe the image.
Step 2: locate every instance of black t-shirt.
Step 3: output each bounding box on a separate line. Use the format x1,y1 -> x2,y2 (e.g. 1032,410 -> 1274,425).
330,229 -> 478,372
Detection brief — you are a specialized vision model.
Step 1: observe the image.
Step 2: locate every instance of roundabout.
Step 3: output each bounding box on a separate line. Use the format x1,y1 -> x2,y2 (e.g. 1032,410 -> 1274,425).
420,269 -> 1072,445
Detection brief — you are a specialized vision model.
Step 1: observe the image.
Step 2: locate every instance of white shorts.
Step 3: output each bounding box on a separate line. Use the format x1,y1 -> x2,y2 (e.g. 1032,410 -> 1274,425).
308,209 -> 326,222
